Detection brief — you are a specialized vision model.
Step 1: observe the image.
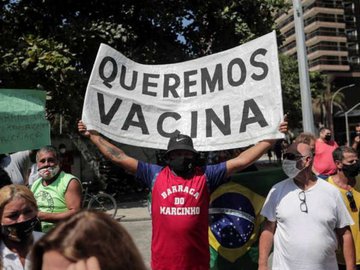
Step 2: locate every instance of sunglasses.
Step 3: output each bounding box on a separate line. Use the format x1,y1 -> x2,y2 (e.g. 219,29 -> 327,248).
298,191 -> 308,213
284,153 -> 307,161
346,191 -> 357,212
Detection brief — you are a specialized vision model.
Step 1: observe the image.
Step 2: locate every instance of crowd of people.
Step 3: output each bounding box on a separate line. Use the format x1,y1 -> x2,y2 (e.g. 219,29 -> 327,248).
0,121 -> 360,270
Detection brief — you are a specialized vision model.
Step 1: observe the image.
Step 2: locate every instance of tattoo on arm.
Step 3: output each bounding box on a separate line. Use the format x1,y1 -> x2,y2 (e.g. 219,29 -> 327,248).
98,137 -> 127,161
107,147 -> 126,161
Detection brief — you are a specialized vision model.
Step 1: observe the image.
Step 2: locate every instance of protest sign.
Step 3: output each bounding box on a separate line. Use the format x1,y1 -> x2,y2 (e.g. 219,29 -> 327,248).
82,31 -> 284,151
0,89 -> 51,154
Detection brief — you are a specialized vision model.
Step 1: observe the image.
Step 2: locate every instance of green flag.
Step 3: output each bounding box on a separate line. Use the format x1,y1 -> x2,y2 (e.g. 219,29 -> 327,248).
209,167 -> 286,270
0,89 -> 51,154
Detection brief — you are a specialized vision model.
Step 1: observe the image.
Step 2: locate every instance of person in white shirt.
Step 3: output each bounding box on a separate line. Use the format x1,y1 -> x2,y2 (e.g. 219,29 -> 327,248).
28,163 -> 39,187
0,184 -> 42,270
0,150 -> 36,185
258,142 -> 356,270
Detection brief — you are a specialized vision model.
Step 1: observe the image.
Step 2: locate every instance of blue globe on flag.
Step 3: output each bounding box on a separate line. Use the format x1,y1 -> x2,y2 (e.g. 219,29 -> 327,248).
208,181 -> 265,263
209,192 -> 255,249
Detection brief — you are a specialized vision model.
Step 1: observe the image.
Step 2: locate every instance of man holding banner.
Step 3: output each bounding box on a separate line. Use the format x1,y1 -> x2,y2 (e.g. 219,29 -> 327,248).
79,31 -> 287,269
78,120 -> 287,270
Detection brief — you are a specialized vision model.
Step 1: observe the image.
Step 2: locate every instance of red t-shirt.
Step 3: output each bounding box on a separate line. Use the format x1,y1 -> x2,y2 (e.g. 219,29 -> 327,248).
313,139 -> 338,175
136,162 -> 226,270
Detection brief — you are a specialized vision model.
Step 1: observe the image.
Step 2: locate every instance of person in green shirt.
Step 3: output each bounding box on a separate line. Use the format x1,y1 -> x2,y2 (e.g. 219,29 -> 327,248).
31,146 -> 82,232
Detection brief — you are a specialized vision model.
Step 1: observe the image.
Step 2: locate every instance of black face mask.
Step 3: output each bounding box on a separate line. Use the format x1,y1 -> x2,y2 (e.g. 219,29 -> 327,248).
324,135 -> 332,141
1,216 -> 39,242
342,162 -> 360,178
169,157 -> 195,176
357,132 -> 360,137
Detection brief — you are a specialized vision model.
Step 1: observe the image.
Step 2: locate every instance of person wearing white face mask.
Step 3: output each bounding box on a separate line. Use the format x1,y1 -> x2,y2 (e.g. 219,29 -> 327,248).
258,142 -> 356,270
30,146 -> 82,233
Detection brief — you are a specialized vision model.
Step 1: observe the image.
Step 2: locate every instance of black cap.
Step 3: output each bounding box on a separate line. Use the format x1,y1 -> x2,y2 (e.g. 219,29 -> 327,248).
165,134 -> 197,156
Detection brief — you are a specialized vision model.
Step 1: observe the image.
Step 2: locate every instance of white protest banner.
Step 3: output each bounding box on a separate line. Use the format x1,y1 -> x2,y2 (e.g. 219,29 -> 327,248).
82,31 -> 284,151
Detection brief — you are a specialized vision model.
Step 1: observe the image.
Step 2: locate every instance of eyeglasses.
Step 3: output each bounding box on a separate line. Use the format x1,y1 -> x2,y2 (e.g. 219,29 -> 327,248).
284,153 -> 304,160
298,191 -> 308,213
346,191 -> 357,212
284,153 -> 308,161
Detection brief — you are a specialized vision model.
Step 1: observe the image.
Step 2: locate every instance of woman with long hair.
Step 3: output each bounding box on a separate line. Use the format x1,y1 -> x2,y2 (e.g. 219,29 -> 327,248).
0,184 -> 41,269
32,210 -> 147,270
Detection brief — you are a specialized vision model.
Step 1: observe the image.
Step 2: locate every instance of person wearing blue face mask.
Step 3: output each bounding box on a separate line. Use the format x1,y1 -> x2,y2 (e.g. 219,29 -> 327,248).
0,184 -> 43,270
328,146 -> 360,270
259,142 -> 356,270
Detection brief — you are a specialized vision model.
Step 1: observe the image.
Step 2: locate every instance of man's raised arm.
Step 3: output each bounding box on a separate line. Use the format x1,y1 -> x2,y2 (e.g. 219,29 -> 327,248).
225,120 -> 288,177
78,120 -> 138,175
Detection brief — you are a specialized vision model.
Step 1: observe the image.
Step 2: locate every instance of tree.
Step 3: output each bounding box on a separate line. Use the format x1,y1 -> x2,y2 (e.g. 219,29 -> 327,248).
1,0 -> 289,127
311,78 -> 346,129
278,54 -> 301,129
278,54 -> 330,131
177,1 -> 289,57
0,0 -> 290,177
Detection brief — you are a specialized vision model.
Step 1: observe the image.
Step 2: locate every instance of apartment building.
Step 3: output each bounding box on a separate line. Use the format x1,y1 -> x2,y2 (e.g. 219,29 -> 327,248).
276,0 -> 360,138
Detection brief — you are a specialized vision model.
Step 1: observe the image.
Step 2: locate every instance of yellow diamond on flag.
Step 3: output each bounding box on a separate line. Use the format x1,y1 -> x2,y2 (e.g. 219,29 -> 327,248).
209,181 -> 265,263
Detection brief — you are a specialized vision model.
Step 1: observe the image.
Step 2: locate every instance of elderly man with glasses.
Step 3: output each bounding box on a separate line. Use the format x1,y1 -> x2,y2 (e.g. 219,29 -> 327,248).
328,146 -> 360,270
258,142 -> 356,270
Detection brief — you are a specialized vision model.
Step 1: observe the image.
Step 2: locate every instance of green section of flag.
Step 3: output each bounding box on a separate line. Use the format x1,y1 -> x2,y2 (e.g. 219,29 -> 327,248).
209,167 -> 286,270
0,89 -> 51,154
210,244 -> 260,270
209,181 -> 265,262
232,167 -> 287,197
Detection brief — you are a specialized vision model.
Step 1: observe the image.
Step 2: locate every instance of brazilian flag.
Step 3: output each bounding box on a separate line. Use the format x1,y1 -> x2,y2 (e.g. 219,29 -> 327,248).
209,167 -> 286,270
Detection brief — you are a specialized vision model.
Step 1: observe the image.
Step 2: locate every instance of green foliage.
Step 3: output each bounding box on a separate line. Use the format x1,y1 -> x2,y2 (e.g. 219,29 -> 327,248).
0,34 -> 84,125
279,54 -> 328,130
311,73 -> 345,127
0,0 -> 289,134
180,0 -> 288,56
279,54 -> 301,127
